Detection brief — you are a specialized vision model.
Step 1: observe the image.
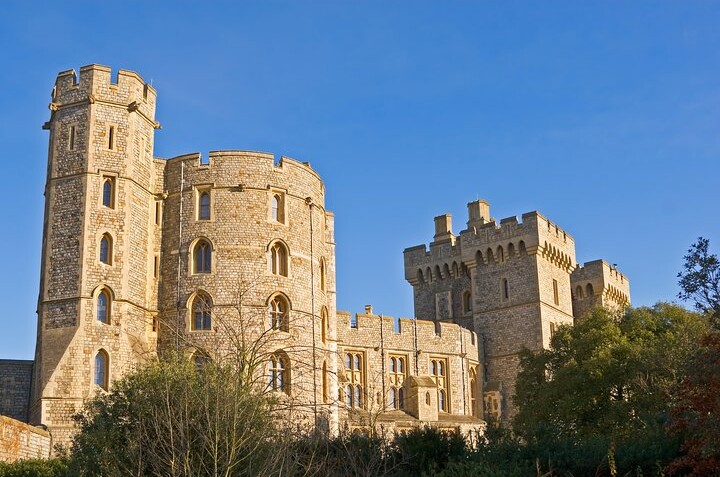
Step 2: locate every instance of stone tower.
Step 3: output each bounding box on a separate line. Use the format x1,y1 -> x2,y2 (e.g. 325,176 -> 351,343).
403,200 -> 626,420
155,151 -> 338,429
32,66 -> 161,442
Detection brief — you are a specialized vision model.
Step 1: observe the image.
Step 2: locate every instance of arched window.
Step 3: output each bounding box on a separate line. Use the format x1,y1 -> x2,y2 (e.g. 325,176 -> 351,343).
268,353 -> 289,393
497,246 -> 504,262
268,294 -> 289,331
94,349 -> 109,390
191,293 -> 212,331
270,241 -> 288,276
586,283 -> 594,297
102,178 -> 114,208
99,234 -> 112,265
271,193 -> 284,223
97,289 -> 110,324
193,351 -> 211,370
426,267 -> 432,283
519,240 -> 527,255
319,258 -> 326,291
508,243 -> 516,258
193,240 -> 212,274
502,278 -> 509,300
575,285 -> 584,299
463,291 -> 472,313
417,269 -> 424,284
321,307 -> 329,343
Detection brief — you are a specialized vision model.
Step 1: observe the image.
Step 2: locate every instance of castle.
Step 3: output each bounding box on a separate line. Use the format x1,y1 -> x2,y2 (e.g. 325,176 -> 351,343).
0,65 -> 630,460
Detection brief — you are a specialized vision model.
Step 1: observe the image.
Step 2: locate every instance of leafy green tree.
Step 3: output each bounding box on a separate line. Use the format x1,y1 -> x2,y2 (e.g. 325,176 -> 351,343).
678,237 -> 720,328
513,304 -> 708,474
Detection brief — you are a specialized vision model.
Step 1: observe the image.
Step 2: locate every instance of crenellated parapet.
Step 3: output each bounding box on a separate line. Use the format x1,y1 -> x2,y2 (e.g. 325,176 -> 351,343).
49,65 -> 158,128
571,259 -> 630,317
336,310 -> 478,353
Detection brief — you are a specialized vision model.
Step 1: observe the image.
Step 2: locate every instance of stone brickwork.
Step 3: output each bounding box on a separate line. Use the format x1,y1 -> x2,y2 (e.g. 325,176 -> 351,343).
335,309 -> 482,430
405,200 -> 630,421
571,259 -> 630,318
0,361 -> 33,422
0,415 -> 51,463
7,65 -> 629,452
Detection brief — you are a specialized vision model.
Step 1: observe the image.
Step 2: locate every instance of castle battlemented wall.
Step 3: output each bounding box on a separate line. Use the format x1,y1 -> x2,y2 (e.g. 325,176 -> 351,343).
12,65 -> 629,451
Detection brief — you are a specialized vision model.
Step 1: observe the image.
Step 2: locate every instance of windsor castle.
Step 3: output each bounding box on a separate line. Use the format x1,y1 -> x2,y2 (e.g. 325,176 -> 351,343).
0,66 -> 630,461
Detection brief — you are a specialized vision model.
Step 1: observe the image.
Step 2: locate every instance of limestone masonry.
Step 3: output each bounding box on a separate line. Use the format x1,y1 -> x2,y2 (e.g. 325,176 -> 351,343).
0,66 -> 630,458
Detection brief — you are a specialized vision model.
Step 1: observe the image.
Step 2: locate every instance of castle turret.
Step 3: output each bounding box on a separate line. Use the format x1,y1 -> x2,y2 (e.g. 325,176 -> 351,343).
32,65 -> 161,444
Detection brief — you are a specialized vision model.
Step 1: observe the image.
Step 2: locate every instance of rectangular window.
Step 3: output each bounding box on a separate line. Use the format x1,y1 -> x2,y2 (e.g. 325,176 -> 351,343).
153,255 -> 159,278
108,126 -> 115,150
553,279 -> 559,305
155,201 -> 162,225
430,357 -> 449,412
344,351 -> 365,409
388,355 -> 407,410
69,125 -> 76,150
198,190 -> 211,221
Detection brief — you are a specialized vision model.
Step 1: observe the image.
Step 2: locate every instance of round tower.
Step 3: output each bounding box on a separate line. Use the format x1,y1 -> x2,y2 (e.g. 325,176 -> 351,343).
32,65 -> 161,443
157,151 -> 338,430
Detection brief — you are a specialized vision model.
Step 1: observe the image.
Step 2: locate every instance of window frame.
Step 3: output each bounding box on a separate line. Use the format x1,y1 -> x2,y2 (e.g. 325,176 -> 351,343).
94,349 -> 109,390
430,357 -> 449,412
96,289 -> 111,324
192,239 -> 212,274
99,233 -> 112,265
268,293 -> 290,332
190,292 -> 213,331
269,189 -> 287,224
344,351 -> 365,409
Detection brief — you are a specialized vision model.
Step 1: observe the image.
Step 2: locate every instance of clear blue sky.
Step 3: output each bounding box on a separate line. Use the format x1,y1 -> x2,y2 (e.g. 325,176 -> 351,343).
1,2 -> 718,359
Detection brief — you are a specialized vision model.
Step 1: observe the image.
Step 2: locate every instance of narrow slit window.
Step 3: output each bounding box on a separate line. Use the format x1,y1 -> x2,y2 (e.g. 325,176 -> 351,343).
94,350 -> 109,390
99,234 -> 112,265
553,279 -> 559,305
69,125 -> 76,150
102,178 -> 114,208
108,126 -> 115,150
503,278 -> 509,300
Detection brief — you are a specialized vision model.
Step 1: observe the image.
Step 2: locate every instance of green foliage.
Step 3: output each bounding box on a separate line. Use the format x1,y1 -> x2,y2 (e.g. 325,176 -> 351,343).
678,237 -> 720,328
68,354 -> 279,477
513,304 -> 708,475
0,458 -> 69,477
392,427 -> 468,477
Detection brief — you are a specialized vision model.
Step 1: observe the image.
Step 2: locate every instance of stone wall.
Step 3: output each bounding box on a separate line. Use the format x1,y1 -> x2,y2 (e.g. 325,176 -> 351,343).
0,361 -> 33,422
0,415 -> 51,463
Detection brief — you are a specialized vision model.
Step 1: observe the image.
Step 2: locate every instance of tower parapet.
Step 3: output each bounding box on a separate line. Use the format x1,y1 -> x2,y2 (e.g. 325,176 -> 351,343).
51,65 -> 158,126
571,259 -> 630,317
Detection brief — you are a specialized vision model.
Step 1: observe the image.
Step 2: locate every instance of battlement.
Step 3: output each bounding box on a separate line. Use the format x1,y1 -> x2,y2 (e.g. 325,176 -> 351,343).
571,259 -> 630,313
163,150 -> 326,203
336,310 -> 478,348
51,64 -> 157,121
